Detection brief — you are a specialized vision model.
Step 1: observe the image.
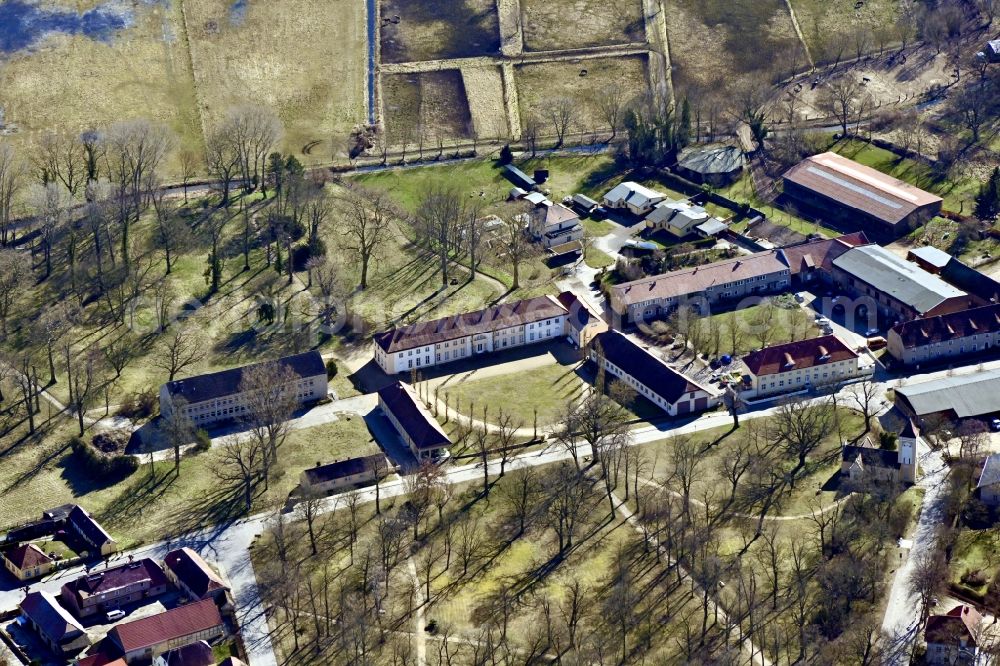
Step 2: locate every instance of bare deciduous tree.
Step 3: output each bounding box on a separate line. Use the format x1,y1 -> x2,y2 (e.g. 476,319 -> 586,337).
545,97 -> 577,147
0,249 -> 31,339
0,141 -> 25,246
342,186 -> 393,289
101,119 -> 173,268
33,130 -> 85,196
154,327 -> 206,381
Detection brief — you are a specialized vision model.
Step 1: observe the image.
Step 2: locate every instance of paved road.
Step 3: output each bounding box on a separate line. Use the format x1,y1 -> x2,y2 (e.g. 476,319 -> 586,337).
880,449 -> 949,664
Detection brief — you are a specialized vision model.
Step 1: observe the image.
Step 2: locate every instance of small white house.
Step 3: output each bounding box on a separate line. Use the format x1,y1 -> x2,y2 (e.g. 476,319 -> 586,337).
603,182 -> 667,216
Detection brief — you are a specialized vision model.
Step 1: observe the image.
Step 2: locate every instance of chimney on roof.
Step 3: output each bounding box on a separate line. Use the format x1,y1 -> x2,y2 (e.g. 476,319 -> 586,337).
783,352 -> 795,368
818,345 -> 830,360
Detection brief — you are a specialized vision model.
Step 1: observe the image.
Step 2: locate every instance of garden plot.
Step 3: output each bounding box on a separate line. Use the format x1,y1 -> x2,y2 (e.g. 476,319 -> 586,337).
515,55 -> 648,137
379,0 -> 502,63
381,70 -> 474,146
519,0 -> 646,51
183,0 -> 367,165
665,0 -> 808,92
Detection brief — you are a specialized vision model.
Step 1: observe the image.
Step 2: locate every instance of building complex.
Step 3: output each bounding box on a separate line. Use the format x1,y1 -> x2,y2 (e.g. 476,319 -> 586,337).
158,351 -> 327,428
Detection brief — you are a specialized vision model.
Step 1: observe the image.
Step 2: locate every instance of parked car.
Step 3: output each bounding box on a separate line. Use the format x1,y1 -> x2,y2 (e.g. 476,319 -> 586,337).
992,418 -> 1000,432
106,609 -> 125,622
866,327 -> 880,336
591,206 -> 609,220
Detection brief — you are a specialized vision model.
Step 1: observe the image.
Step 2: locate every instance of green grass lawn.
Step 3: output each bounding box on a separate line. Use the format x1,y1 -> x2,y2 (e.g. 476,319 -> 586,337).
439,362 -> 587,427
0,416 -> 379,549
949,527 -> 1000,598
697,302 -> 820,357
584,246 -> 615,269
831,139 -> 980,214
352,154 -> 621,214
581,217 -> 615,237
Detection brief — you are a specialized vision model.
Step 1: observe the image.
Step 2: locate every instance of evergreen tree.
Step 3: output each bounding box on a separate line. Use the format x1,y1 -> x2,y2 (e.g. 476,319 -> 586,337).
975,167 -> 1000,220
677,98 -> 692,150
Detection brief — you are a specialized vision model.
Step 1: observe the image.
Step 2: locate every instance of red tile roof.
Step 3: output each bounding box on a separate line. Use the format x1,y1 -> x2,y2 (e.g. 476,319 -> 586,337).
783,152 -> 941,226
743,335 -> 858,377
778,233 -> 869,275
890,303 -> 1000,350
62,559 -> 168,605
109,599 -> 223,654
5,543 -> 52,570
373,296 -> 568,353
612,251 -> 789,307
925,605 -> 981,646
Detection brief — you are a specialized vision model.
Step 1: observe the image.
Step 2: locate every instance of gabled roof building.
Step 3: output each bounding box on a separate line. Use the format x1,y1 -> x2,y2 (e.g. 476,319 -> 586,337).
61,558 -> 170,618
741,335 -> 871,398
609,251 -> 791,326
925,605 -> 982,665
378,381 -> 451,462
3,542 -> 54,581
602,182 -> 667,216
158,351 -> 328,428
782,152 -> 942,240
20,590 -> 91,655
589,331 -> 719,416
887,303 -> 1000,366
163,548 -> 230,604
894,369 -> 1000,422
108,599 -> 225,664
373,296 -> 571,374
300,454 -> 392,495
831,245 -> 971,322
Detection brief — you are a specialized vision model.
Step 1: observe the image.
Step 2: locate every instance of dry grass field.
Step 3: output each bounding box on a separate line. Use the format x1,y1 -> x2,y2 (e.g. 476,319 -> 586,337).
182,0 -> 367,165
666,0 -> 808,92
790,0 -> 904,63
379,0 -> 502,63
0,1 -> 203,174
520,0 -> 645,51
461,64 -> 510,141
381,70 -> 473,145
515,55 -> 648,136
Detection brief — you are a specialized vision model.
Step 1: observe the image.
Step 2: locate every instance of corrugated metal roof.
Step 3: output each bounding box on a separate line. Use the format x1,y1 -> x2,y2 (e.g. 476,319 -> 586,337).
908,245 -> 952,269
782,152 -> 941,225
895,369 -> 1000,418
833,245 -> 965,314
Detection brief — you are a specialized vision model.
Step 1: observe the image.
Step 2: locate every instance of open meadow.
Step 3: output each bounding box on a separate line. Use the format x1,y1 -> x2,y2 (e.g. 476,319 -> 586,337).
790,0 -> 904,64
515,55 -> 649,136
666,0 -> 808,92
381,70 -> 474,146
181,0 -> 367,164
0,0 -> 203,174
379,0 -> 502,63
519,0 -> 646,51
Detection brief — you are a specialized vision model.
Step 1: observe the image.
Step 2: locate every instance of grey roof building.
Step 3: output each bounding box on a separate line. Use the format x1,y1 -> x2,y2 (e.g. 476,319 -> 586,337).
159,351 -> 328,427
832,245 -> 969,319
895,369 -> 1000,421
19,590 -> 90,654
503,165 -> 536,190
676,145 -> 744,186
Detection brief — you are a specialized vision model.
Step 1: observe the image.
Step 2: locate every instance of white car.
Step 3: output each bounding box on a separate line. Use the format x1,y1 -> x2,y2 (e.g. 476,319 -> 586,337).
992,418 -> 1000,432
106,609 -> 125,622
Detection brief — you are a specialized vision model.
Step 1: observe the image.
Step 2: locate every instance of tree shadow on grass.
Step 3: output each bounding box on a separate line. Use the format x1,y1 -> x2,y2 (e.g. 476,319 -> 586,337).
4,429 -> 67,493
91,468 -> 178,531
